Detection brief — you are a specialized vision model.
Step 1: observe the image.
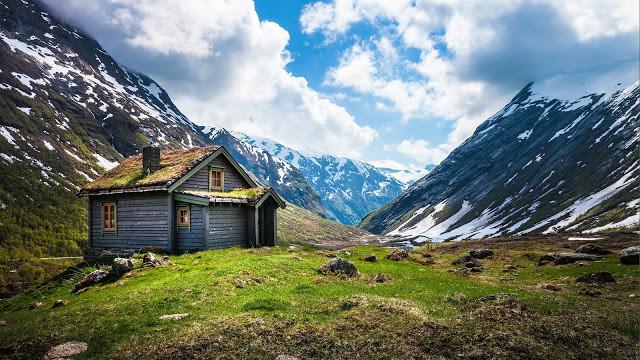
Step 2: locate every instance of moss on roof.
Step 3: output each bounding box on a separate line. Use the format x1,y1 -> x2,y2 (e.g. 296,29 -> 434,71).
178,188 -> 267,201
82,146 -> 220,192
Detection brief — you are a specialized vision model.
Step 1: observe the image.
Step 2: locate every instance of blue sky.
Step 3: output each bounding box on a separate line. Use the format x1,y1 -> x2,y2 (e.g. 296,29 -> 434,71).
44,0 -> 639,172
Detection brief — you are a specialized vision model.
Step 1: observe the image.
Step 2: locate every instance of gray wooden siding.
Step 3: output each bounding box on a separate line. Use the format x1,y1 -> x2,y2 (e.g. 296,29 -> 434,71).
207,204 -> 248,249
90,192 -> 169,249
175,202 -> 206,250
177,155 -> 250,191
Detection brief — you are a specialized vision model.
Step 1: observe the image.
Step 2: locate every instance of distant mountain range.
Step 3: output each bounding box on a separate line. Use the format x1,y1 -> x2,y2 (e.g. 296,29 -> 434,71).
360,60 -> 640,243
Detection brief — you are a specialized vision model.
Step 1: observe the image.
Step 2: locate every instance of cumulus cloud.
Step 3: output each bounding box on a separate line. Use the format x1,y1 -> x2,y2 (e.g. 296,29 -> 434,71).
384,139 -> 453,165
41,0 -> 376,157
303,0 -> 639,159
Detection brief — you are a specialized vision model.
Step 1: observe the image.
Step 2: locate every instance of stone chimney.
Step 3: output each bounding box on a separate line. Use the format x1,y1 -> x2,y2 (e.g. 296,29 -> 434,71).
142,146 -> 161,175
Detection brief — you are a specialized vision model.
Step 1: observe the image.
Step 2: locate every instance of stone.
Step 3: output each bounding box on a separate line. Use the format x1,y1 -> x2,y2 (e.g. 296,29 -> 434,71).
386,249 -> 409,261
142,252 -> 164,267
464,259 -> 480,268
159,313 -> 188,320
0,320 -> 6,326
503,264 -> 518,274
619,246 -> 640,265
362,254 -> 377,262
578,288 -> 601,297
74,269 -> 110,292
469,267 -> 483,273
538,283 -> 563,292
372,273 -> 392,283
575,271 -> 616,284
44,341 -> 88,360
317,257 -> 358,277
111,257 -> 135,277
469,248 -> 494,259
575,243 -> 611,255
275,355 -> 299,360
29,301 -> 43,310
452,253 -> 474,265
52,299 -> 68,308
540,252 -> 601,265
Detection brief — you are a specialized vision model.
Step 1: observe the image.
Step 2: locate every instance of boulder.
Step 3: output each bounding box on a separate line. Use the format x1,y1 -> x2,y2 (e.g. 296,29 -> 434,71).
159,313 -> 189,321
52,299 -> 68,308
142,252 -> 164,267
464,259 -> 480,268
111,257 -> 135,277
538,283 -> 562,292
452,253 -> 474,265
386,249 -> 409,261
74,269 -> 110,292
619,246 -> 640,265
578,288 -> 601,297
372,273 -> 392,283
575,271 -> 616,284
540,252 -> 601,265
362,254 -> 377,262
317,258 -> 358,277
469,248 -> 494,259
44,341 -> 88,360
575,243 -> 611,255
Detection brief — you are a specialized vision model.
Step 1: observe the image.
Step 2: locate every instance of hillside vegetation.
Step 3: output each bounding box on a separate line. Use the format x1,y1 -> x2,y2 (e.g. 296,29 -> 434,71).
1,234 -> 638,359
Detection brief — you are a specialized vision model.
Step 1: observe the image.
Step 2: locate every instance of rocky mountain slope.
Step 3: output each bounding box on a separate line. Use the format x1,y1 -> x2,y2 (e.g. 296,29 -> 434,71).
361,60 -> 639,243
0,0 -> 212,259
203,128 -> 326,217
235,132 -> 404,225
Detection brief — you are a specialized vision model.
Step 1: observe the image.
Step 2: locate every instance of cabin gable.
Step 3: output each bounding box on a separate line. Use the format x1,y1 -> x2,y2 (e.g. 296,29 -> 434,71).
176,153 -> 252,192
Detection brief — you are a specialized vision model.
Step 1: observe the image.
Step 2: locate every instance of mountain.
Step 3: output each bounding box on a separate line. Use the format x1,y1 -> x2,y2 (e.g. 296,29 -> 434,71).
371,162 -> 433,186
202,127 -> 326,216
0,0 -> 214,260
360,60 -> 640,242
234,132 -> 404,225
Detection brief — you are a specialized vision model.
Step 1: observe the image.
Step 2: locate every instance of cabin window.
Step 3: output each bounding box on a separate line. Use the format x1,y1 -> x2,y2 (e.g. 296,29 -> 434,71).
209,168 -> 224,191
177,207 -> 190,228
102,203 -> 116,231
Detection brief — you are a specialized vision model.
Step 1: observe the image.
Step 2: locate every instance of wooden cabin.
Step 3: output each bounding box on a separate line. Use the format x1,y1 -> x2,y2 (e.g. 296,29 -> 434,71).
78,145 -> 285,254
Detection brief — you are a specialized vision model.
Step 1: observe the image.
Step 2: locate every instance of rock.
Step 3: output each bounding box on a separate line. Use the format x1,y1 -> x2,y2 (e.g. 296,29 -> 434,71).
362,254 -> 377,262
0,319 -> 6,326
317,258 -> 358,277
541,252 -> 601,265
29,301 -> 43,310
386,249 -> 409,261
469,248 -> 494,259
452,253 -> 474,265
503,264 -> 518,274
275,355 -> 299,360
159,313 -> 189,320
575,271 -> 616,283
74,269 -> 110,292
111,257 -> 135,277
578,288 -> 601,297
538,283 -> 563,292
539,253 -> 560,265
575,243 -> 611,255
619,246 -> 640,265
372,273 -> 391,283
52,299 -> 68,308
464,259 -> 480,268
44,341 -> 88,360
469,267 -> 483,273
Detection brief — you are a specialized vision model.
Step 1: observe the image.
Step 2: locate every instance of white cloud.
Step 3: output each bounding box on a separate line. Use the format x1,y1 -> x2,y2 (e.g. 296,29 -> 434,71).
43,0 -> 376,158
304,0 -> 639,156
386,139 -> 453,165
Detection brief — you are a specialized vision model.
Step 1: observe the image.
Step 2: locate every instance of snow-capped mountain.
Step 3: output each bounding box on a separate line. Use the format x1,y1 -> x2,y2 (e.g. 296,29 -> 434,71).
233,132 -> 404,225
360,60 -> 640,242
203,127 -> 327,217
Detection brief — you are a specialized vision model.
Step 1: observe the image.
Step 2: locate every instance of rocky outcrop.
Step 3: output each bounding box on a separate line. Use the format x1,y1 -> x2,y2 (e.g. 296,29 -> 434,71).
539,253 -> 601,265
619,246 -> 640,265
318,258 -> 358,277
575,244 -> 611,255
73,270 -> 110,293
111,258 -> 135,277
576,272 -> 616,284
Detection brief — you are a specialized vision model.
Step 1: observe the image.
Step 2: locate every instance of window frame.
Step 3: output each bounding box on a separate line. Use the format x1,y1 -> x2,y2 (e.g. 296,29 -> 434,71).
102,202 -> 117,233
177,206 -> 190,229
209,167 -> 224,191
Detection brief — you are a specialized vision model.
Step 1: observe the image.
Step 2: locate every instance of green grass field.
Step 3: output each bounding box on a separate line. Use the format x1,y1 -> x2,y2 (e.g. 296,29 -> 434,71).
1,235 -> 639,359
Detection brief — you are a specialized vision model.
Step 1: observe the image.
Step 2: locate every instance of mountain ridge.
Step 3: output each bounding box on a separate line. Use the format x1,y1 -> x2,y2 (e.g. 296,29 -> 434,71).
360,59 -> 639,243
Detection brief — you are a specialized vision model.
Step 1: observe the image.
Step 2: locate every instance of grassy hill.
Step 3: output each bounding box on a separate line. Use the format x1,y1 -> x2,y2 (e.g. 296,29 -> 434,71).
1,234 -> 638,359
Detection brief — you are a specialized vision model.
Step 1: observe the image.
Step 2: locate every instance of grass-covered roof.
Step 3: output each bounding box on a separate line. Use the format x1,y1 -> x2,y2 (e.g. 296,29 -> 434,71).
178,188 -> 267,201
81,146 -> 220,192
